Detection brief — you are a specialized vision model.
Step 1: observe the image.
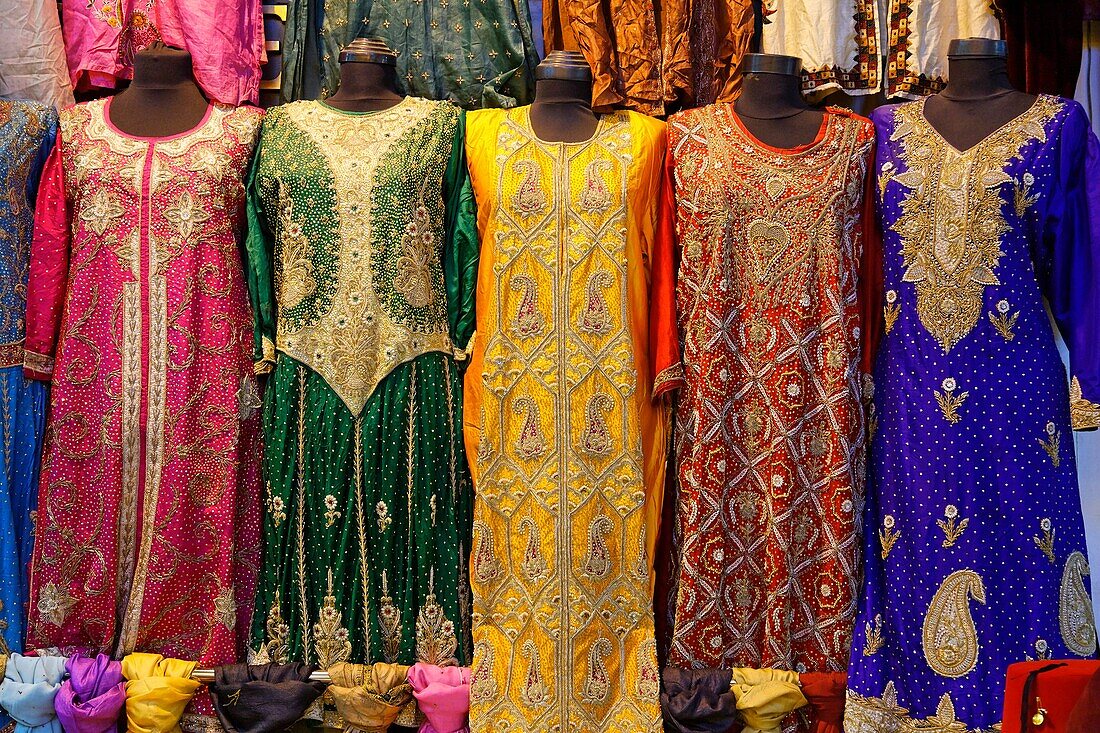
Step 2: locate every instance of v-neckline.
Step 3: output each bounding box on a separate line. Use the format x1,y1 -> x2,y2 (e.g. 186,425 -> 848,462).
918,94 -> 1044,156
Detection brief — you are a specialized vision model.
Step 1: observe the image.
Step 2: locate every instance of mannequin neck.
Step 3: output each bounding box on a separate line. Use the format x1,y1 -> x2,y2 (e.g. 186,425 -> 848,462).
108,47 -> 208,137
325,62 -> 404,112
941,56 -> 1015,100
529,77 -> 598,143
734,71 -> 809,119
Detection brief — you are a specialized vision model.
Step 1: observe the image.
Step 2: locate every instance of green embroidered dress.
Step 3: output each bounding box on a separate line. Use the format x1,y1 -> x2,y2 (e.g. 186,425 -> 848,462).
244,97 -> 478,672
281,0 -> 539,108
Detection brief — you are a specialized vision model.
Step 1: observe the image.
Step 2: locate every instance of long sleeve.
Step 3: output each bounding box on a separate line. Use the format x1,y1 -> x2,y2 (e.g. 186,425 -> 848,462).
25,110 -> 58,207
24,133 -> 69,382
651,138 -> 684,400
859,141 -> 883,378
443,110 -> 479,358
243,139 -> 277,375
1041,102 -> 1100,430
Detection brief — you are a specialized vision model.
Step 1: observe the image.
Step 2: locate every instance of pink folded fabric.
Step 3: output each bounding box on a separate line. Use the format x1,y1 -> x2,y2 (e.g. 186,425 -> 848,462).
407,664 -> 471,733
55,654 -> 126,733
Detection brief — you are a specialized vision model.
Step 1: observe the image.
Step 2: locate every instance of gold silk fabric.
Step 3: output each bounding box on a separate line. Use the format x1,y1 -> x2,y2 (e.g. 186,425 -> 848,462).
543,0 -> 754,114
325,662 -> 413,732
463,107 -> 674,732
122,653 -> 200,733
728,668 -> 808,733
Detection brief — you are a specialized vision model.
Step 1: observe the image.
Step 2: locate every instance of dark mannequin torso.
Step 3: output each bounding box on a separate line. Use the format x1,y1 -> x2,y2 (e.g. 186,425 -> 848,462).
923,55 -> 1037,151
733,70 -> 825,149
108,45 -> 209,138
324,61 -> 404,113
529,77 -> 598,143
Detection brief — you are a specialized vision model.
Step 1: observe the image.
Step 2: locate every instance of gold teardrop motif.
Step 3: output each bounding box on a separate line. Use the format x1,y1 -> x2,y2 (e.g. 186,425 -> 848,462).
1060,551 -> 1098,656
922,569 -> 987,678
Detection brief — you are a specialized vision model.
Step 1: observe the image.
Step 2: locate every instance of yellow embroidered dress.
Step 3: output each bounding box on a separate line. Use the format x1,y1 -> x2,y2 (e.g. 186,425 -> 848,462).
462,107 -> 680,733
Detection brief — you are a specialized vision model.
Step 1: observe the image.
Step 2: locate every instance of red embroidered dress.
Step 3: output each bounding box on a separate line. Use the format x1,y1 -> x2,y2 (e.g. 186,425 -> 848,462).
664,106 -> 879,673
23,99 -> 264,665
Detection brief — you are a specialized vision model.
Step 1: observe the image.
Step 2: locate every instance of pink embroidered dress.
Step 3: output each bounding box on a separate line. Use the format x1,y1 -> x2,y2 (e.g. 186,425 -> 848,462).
24,98 -> 264,666
62,0 -> 265,105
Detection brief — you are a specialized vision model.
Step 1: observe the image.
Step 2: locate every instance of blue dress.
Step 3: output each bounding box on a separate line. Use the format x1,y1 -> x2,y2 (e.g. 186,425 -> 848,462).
0,100 -> 55,675
846,95 -> 1100,732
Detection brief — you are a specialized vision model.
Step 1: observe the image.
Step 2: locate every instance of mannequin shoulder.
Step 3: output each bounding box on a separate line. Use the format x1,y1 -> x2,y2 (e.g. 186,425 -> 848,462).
465,106 -> 510,138
824,106 -> 875,141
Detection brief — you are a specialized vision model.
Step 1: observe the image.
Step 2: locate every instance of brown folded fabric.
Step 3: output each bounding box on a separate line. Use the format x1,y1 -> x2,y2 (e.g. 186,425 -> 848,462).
211,663 -> 326,733
798,672 -> 846,733
661,667 -> 737,733
326,663 -> 412,733
1067,666 -> 1100,733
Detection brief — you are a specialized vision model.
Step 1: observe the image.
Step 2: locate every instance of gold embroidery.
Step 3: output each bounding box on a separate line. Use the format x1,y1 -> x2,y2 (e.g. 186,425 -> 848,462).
581,515 -> 614,578
263,592 -> 290,664
519,640 -> 549,706
471,520 -> 502,583
580,637 -> 613,702
509,274 -> 545,338
878,161 -> 896,197
1014,173 -> 1040,218
935,378 -> 968,424
213,587 -> 236,631
636,640 -> 660,699
846,683 -> 971,733
313,569 -> 352,668
415,571 -> 459,666
269,494 -> 286,528
1026,638 -> 1052,661
746,218 -> 797,290
376,500 -> 392,532
394,204 -> 436,308
378,570 -> 402,663
863,614 -> 884,656
36,583 -> 77,628
988,299 -> 1018,341
79,189 -> 126,237
511,160 -> 546,216
1059,551 -> 1097,656
324,494 -> 342,527
577,159 -> 612,213
578,392 -> 614,456
237,375 -> 261,421
577,271 -> 614,335
1069,376 -> 1100,430
23,350 -> 53,376
163,190 -> 211,240
469,643 -> 496,703
276,199 -> 317,310
883,289 -> 900,334
1033,518 -> 1056,564
512,397 -> 547,460
518,517 -> 548,581
922,569 -> 986,678
936,504 -> 969,548
1039,422 -> 1061,467
890,97 -> 1059,352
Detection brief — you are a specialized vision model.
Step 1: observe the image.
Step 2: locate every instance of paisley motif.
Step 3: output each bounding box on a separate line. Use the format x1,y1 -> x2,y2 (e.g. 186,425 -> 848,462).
512,397 -> 547,460
519,639 -> 549,706
921,569 -> 986,678
510,274 -> 545,338
511,160 -> 546,216
577,160 -> 613,213
578,393 -> 614,456
471,521 -> 503,584
580,637 -> 613,702
1059,551 -> 1098,656
469,642 -> 497,703
581,515 -> 614,579
578,271 -> 614,335
518,517 -> 548,581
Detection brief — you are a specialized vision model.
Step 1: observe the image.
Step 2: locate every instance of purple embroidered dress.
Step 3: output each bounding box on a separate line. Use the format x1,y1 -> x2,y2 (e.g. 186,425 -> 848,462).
845,95 -> 1100,733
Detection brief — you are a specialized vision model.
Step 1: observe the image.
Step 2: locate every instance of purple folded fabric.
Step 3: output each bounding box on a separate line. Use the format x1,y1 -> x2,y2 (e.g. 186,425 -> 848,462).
407,664 -> 471,733
56,654 -> 126,733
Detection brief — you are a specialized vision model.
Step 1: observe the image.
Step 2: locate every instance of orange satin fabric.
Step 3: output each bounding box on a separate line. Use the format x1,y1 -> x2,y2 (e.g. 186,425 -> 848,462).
543,0 -> 755,114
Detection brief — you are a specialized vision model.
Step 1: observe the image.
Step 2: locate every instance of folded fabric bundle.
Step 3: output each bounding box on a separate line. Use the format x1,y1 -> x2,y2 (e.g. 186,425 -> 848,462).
660,667 -> 737,733
122,653 -> 200,733
0,653 -> 67,733
55,654 -> 126,733
326,662 -> 412,732
210,663 -> 326,733
797,672 -> 845,733
407,663 -> 470,733
728,668 -> 808,733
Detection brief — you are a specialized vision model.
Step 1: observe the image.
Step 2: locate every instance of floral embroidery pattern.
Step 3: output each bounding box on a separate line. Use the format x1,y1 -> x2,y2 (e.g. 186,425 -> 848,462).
934,378 -> 968,424
324,494 -> 341,527
1034,518 -> 1056,564
312,570 -> 352,668
936,504 -> 969,548
883,290 -> 900,334
378,570 -> 402,663
1039,421 -> 1061,467
863,614 -> 885,656
415,571 -> 459,666
988,299 -> 1018,341
375,500 -> 392,532
879,515 -> 900,560
394,204 -> 436,308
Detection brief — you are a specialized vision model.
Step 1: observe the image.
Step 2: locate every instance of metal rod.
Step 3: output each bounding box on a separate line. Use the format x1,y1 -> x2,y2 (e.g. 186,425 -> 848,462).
190,669 -> 332,683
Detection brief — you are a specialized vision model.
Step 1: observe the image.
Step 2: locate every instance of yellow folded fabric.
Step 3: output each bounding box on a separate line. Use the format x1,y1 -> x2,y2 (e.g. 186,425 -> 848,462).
123,653 -> 200,733
326,662 -> 412,733
729,668 -> 808,733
